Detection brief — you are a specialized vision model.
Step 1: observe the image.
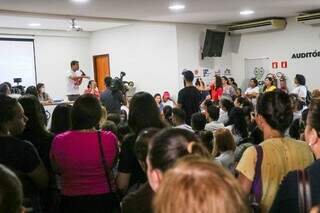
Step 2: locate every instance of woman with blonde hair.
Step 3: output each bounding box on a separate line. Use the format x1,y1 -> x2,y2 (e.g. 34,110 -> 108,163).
213,128 -> 236,171
153,156 -> 248,213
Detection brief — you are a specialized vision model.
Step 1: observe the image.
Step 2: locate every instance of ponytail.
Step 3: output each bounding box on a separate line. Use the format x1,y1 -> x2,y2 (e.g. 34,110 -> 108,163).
187,141 -> 210,158
148,128 -> 211,172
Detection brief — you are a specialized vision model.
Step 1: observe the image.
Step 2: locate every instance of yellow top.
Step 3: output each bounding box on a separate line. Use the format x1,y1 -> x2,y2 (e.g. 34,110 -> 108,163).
264,85 -> 277,92
236,138 -> 314,212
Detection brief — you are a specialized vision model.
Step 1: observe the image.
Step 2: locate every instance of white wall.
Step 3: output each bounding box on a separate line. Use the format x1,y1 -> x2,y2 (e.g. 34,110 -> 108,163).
225,18 -> 320,91
90,22 -> 180,97
35,35 -> 92,99
176,24 -> 216,88
0,28 -> 92,99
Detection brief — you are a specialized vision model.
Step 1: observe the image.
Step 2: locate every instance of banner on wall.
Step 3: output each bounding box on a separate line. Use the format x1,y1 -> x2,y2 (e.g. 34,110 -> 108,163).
244,58 -> 270,91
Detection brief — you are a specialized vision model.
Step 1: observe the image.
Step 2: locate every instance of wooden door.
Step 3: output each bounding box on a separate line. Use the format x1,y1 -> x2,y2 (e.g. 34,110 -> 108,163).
93,54 -> 110,91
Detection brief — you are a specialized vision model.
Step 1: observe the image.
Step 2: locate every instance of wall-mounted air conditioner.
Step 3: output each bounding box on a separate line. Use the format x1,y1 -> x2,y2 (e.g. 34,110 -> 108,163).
228,19 -> 287,34
296,12 -> 320,25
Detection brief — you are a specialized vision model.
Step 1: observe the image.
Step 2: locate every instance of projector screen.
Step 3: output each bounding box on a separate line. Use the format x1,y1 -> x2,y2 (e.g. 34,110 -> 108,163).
0,38 -> 36,87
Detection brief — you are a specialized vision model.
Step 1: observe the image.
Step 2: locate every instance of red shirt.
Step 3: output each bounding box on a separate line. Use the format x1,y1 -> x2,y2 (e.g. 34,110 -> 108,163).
210,84 -> 223,101
84,88 -> 100,98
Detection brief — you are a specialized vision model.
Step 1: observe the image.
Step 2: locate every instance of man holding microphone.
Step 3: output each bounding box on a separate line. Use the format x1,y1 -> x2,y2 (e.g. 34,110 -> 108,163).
67,60 -> 90,101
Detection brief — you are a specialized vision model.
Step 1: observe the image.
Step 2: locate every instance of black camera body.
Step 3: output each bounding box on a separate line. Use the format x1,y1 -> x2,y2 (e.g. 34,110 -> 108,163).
110,71 -> 129,94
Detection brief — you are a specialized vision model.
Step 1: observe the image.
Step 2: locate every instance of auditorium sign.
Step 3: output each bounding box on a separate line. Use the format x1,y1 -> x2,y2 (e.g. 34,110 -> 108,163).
291,51 -> 320,59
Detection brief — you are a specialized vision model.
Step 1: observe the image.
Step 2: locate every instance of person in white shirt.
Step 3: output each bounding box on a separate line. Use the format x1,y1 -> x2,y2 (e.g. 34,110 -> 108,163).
172,108 -> 194,132
67,60 -> 89,101
205,105 -> 224,132
291,74 -> 307,101
213,128 -> 236,173
244,78 -> 260,106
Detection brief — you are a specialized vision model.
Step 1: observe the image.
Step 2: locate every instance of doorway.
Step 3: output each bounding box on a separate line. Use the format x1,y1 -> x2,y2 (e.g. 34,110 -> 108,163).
93,54 -> 110,92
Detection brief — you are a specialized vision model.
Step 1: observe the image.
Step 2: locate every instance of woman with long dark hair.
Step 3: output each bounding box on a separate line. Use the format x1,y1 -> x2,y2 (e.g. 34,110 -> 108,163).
210,75 -> 223,102
84,80 -> 100,98
263,77 -> 276,93
18,95 -> 56,212
222,76 -> 236,99
37,83 -> 53,104
117,92 -> 165,195
0,95 -> 48,212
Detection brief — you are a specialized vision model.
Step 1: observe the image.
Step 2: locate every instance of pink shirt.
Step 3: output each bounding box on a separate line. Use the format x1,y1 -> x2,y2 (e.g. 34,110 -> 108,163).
50,131 -> 118,196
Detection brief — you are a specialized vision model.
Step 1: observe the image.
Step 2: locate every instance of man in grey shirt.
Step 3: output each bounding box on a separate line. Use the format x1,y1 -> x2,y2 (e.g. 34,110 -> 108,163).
100,77 -> 126,114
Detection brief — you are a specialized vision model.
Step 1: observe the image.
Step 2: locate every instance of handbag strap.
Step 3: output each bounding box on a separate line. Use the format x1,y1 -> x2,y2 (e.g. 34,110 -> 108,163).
97,130 -> 113,193
251,145 -> 263,203
298,170 -> 312,213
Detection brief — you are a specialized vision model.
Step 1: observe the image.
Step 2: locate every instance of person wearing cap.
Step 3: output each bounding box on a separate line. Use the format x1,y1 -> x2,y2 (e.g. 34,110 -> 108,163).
162,91 -> 176,108
177,70 -> 202,125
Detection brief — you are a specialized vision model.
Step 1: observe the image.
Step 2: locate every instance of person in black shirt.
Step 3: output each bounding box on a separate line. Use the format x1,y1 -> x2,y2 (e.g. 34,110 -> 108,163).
17,95 -> 57,212
117,92 -> 165,196
121,128 -> 160,213
100,76 -> 127,114
0,95 -> 48,212
177,70 -> 202,125
271,99 -> 320,212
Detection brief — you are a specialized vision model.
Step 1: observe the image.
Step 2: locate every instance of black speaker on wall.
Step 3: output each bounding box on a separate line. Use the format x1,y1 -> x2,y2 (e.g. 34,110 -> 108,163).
202,30 -> 226,58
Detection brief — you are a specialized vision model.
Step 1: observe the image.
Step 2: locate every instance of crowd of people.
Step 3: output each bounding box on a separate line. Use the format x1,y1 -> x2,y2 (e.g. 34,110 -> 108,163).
1,68 -> 320,213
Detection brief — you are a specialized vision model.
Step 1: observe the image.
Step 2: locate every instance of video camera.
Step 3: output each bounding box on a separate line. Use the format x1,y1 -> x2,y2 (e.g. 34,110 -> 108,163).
110,71 -> 130,94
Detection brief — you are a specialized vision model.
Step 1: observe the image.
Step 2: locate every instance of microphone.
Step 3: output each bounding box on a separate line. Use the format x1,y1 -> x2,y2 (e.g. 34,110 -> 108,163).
80,69 -> 86,76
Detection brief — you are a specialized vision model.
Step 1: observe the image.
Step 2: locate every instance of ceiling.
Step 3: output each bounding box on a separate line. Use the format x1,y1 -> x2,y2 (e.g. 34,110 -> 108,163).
0,14 -> 131,32
0,0 -> 319,31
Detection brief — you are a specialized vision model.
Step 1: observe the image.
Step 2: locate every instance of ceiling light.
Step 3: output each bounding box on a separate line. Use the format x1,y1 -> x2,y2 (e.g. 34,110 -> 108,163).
71,0 -> 89,3
240,10 -> 254,15
169,4 -> 186,10
28,23 -> 41,27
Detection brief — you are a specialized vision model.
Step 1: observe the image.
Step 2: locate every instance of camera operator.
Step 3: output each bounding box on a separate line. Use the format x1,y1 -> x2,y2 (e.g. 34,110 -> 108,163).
100,76 -> 127,114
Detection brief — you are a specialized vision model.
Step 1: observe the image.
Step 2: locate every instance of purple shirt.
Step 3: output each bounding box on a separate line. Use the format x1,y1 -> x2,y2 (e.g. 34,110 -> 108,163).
50,130 -> 118,196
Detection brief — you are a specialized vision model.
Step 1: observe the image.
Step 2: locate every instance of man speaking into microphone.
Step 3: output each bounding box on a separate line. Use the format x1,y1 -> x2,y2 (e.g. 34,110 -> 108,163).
67,60 -> 90,101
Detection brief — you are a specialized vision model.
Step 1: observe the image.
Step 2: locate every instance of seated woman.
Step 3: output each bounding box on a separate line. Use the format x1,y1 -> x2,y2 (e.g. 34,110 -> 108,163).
84,80 -> 100,98
154,156 -> 248,213
162,91 -> 176,108
218,98 -> 234,124
263,77 -> 277,93
37,83 -> 53,105
271,99 -> 320,212
237,91 -> 314,212
50,104 -> 72,135
154,93 -> 164,112
213,128 -> 236,172
17,95 -> 55,212
0,95 -> 48,212
50,94 -> 119,213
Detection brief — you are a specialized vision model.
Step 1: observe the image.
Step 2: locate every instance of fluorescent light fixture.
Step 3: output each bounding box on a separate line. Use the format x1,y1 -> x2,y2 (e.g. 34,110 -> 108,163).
71,0 -> 89,3
240,10 -> 255,15
28,23 -> 41,27
169,4 -> 186,10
